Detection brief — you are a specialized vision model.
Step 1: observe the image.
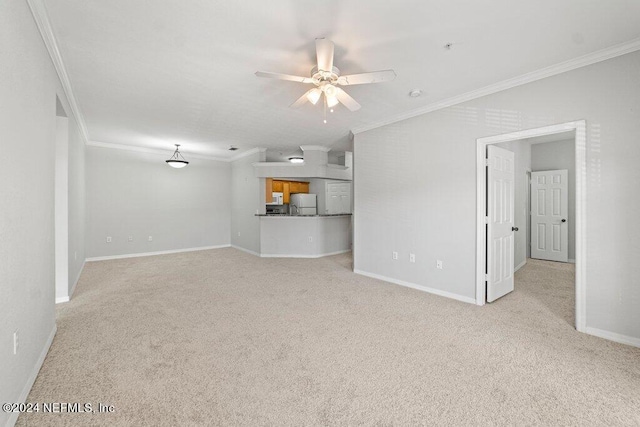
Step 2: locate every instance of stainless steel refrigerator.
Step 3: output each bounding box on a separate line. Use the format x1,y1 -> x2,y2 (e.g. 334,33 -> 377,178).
290,193 -> 317,215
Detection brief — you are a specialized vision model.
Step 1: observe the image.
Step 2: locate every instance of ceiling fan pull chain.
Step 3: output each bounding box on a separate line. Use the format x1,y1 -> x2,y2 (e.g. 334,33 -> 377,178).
323,95 -> 327,124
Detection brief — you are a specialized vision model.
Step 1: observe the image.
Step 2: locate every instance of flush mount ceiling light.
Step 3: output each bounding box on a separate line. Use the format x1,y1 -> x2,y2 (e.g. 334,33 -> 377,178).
409,89 -> 422,98
165,144 -> 189,168
288,157 -> 304,164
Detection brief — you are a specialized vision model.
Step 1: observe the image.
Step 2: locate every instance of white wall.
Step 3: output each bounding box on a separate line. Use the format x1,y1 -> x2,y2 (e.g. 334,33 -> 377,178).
495,140 -> 531,270
531,139 -> 576,261
54,112 -> 86,302
0,1 -> 60,425
67,113 -> 86,296
55,117 -> 70,301
354,51 -> 640,342
86,146 -> 230,258
231,151 -> 265,254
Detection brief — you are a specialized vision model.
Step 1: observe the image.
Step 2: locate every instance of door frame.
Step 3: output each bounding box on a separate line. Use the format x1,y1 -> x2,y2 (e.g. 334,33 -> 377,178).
475,120 -> 587,332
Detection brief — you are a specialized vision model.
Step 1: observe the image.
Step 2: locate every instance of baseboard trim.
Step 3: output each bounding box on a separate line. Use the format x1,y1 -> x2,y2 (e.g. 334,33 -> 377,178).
353,269 -> 476,305
260,249 -> 351,259
55,260 -> 85,305
515,259 -> 527,272
584,327 -> 640,348
85,245 -> 231,262
5,324 -> 57,427
230,245 -> 261,257
69,260 -> 85,299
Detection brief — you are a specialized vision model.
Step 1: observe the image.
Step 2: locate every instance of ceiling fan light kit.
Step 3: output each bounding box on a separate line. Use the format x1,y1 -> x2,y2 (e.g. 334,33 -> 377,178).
256,38 -> 396,122
165,144 -> 189,168
306,88 -> 322,105
288,156 -> 304,163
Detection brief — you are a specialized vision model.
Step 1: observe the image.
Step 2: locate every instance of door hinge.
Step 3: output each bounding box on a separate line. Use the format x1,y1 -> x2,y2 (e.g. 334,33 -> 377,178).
485,216 -> 489,224
485,159 -> 489,166
485,273 -> 489,281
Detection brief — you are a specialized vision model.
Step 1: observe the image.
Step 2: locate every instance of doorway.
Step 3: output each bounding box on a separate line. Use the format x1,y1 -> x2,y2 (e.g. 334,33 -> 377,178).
475,121 -> 587,332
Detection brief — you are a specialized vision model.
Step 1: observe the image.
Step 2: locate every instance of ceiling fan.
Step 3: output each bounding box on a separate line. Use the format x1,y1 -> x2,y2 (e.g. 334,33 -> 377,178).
255,38 -> 396,117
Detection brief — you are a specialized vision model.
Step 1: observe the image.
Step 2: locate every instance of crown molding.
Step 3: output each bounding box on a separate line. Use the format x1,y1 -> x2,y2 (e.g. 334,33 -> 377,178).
252,162 -> 305,167
229,147 -> 267,162
27,0 -> 90,143
351,37 -> 640,135
87,140 -> 229,162
300,145 -> 331,152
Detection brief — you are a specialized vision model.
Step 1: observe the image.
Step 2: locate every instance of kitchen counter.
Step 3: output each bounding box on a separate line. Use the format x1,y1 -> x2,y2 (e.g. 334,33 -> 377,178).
257,214 -> 351,258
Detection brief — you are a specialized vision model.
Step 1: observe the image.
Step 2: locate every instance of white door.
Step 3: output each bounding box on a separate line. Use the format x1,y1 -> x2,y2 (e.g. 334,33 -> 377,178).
327,182 -> 341,214
327,182 -> 350,214
487,145 -> 515,302
338,183 -> 351,214
530,170 -> 568,262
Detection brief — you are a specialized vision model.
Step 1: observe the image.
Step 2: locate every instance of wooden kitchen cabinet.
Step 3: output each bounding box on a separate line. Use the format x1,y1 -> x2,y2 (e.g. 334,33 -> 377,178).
265,178 -> 273,203
283,182 -> 290,204
266,179 -> 309,205
289,181 -> 309,194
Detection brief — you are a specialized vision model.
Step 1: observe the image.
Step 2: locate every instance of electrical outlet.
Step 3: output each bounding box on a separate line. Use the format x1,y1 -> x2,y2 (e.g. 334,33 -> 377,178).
437,260 -> 443,269
74,251 -> 77,260
13,331 -> 18,355
237,232 -> 241,237
308,236 -> 313,243
392,251 -> 398,260
148,236 -> 153,242
106,236 -> 112,243
409,253 -> 416,263
128,236 -> 133,242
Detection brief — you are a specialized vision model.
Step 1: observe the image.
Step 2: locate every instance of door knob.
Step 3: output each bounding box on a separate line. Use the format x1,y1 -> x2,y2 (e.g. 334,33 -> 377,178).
561,219 -> 566,223
512,227 -> 519,231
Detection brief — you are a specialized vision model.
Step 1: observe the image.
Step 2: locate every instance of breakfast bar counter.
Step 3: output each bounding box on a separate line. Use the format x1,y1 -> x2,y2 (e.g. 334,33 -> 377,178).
256,214 -> 351,258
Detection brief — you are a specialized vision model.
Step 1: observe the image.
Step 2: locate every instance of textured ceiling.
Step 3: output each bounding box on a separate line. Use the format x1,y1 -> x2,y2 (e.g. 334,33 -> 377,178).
43,0 -> 640,159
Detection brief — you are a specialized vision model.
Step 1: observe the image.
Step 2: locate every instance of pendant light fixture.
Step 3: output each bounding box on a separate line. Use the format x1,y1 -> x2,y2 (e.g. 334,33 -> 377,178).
166,144 -> 189,168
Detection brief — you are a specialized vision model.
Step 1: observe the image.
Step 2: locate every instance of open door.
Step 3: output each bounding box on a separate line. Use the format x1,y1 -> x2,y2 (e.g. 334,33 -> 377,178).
487,145 -> 515,302
531,170 -> 569,262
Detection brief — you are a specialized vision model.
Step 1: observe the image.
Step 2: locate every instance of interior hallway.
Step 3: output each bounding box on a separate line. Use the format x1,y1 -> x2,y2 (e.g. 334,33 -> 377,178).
513,258 -> 576,328
19,249 -> 640,426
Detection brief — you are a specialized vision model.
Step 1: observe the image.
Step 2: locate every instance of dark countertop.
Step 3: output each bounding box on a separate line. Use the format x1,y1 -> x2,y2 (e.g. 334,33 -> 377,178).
256,214 -> 352,217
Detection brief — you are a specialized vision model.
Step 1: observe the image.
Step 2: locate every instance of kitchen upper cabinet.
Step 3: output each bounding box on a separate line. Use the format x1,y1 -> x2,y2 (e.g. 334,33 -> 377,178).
266,179 -> 309,205
283,182 -> 290,204
265,178 -> 273,203
290,182 -> 309,194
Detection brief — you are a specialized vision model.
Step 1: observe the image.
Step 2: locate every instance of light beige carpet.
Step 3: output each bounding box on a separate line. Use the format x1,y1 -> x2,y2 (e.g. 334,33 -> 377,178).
18,250 -> 640,426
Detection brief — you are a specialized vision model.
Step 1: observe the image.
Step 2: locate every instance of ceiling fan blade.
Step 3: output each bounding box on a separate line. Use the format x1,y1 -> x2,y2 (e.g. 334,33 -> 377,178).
335,88 -> 361,111
255,71 -> 314,84
315,38 -> 334,72
290,90 -> 312,108
337,69 -> 396,85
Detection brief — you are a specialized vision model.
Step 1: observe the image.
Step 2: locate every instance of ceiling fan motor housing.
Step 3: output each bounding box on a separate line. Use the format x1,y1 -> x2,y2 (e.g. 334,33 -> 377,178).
311,65 -> 340,85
